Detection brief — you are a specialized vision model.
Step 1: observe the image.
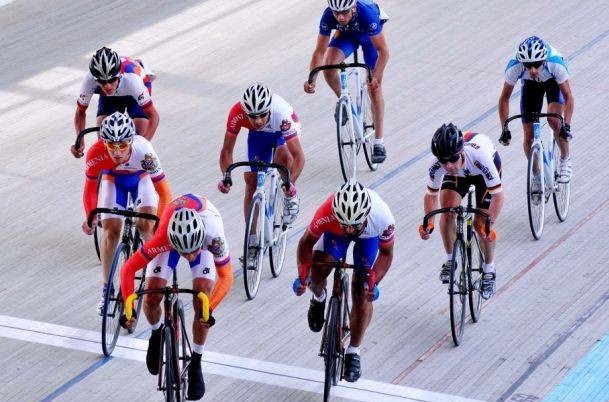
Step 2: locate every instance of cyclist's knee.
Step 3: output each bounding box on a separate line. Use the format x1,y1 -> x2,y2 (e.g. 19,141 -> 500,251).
136,220 -> 154,238
144,293 -> 163,310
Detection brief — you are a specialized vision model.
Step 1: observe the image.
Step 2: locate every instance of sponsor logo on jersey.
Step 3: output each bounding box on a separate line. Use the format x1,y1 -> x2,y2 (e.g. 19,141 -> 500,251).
147,245 -> 172,255
280,119 -> 291,132
474,160 -> 494,181
369,22 -> 378,30
138,92 -> 146,101
208,237 -> 227,258
313,215 -> 335,231
86,154 -> 109,168
141,153 -> 159,173
380,224 -> 395,241
320,22 -> 329,32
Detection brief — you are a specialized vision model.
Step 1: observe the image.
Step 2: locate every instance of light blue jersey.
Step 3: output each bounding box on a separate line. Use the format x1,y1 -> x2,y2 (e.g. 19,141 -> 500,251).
504,44 -> 569,85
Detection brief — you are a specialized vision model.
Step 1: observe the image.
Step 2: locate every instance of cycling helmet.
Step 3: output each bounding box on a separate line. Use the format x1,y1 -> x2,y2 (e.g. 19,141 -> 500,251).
168,208 -> 205,254
100,111 -> 136,143
328,0 -> 356,12
516,36 -> 547,63
431,123 -> 464,159
241,83 -> 273,115
332,180 -> 371,225
89,47 -> 121,81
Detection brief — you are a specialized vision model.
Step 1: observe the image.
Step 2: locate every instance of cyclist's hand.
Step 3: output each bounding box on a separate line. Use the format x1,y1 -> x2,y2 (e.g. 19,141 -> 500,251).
475,223 -> 497,241
364,283 -> 380,302
71,143 -> 84,158
217,179 -> 231,194
201,310 -> 216,328
368,76 -> 380,91
499,129 -> 511,146
292,277 -> 309,296
304,80 -> 316,94
418,222 -> 434,240
82,219 -> 94,235
560,123 -> 572,141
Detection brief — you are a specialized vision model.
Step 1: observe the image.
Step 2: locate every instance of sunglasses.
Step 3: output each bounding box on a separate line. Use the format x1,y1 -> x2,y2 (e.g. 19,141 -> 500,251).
523,61 -> 543,69
104,141 -> 131,151
439,154 -> 461,164
246,111 -> 269,119
332,9 -> 352,17
95,76 -> 119,85
340,222 -> 365,232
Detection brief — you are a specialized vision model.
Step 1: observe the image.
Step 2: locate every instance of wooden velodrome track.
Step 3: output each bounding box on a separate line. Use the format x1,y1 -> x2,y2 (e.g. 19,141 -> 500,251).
1,0 -> 609,401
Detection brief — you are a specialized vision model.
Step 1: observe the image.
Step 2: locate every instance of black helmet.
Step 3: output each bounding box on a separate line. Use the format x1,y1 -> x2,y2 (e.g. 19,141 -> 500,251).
431,123 -> 464,159
89,47 -> 120,81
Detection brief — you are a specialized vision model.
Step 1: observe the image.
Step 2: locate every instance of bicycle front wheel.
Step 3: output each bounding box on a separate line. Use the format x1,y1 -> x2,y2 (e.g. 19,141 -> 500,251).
243,194 -> 264,300
527,144 -> 545,240
173,300 -> 190,401
336,99 -> 356,181
361,88 -> 378,172
162,326 -> 180,402
552,140 -> 570,222
93,216 -> 102,261
467,231 -> 484,323
449,239 -> 467,346
101,242 -> 128,356
269,186 -> 287,277
323,297 -> 340,402
129,230 -> 146,334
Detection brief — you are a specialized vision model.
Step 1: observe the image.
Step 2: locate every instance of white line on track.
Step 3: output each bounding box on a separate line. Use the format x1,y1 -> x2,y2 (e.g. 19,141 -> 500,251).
0,315 -> 486,402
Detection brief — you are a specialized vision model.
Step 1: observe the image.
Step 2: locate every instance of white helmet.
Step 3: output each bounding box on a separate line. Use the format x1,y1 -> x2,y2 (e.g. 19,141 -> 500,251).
327,0 -> 356,12
516,36 -> 547,63
100,111 -> 136,143
167,208 -> 205,254
332,180 -> 371,225
241,83 -> 272,115
89,47 -> 121,81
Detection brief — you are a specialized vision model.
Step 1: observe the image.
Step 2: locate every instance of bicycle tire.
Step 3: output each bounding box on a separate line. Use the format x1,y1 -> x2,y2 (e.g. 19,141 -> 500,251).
93,217 -> 102,261
449,239 -> 467,346
552,140 -> 570,222
527,144 -> 545,240
101,243 -> 128,356
173,300 -> 190,401
269,186 -> 287,277
467,231 -> 484,323
323,297 -> 340,402
336,98 -> 356,181
360,87 -> 378,172
243,194 -> 264,300
162,325 -> 180,402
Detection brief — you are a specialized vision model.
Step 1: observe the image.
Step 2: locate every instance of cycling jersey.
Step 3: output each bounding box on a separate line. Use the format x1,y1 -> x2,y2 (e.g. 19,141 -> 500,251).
319,0 -> 387,37
426,132 -> 502,195
504,44 -> 569,85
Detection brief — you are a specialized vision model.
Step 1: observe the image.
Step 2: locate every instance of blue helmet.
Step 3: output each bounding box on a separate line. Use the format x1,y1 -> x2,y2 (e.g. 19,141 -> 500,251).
516,36 -> 547,63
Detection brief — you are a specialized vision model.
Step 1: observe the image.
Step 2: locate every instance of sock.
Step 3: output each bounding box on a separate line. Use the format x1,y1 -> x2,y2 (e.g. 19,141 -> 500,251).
446,253 -> 453,262
561,156 -> 571,163
374,138 -> 384,145
248,234 -> 257,245
193,343 -> 205,355
345,345 -> 360,355
312,288 -> 327,303
150,321 -> 162,331
483,263 -> 495,274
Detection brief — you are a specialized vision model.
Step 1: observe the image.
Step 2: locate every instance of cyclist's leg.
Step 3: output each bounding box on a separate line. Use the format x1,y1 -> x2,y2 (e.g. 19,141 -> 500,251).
361,36 -> 384,141
98,173 -> 129,283
134,174 -> 158,241
243,130 -> 273,220
546,80 -> 571,180
473,179 -> 498,299
520,80 -> 544,157
349,237 -> 379,346
439,178 -> 466,254
324,33 -> 354,96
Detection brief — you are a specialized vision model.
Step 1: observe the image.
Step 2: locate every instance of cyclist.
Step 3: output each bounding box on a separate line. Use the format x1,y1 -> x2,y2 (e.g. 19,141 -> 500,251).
304,0 -> 389,163
71,46 -> 160,158
80,111 -> 172,314
120,194 -> 234,401
218,83 -> 304,226
419,123 -> 505,300
498,36 -> 574,183
294,180 -> 395,383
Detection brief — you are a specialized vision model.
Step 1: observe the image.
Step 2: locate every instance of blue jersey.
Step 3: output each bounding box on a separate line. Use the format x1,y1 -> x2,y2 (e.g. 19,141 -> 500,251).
319,0 -> 385,37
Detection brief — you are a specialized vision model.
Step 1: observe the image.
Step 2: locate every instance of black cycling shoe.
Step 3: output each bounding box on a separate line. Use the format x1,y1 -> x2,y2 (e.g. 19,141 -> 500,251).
118,311 -> 137,333
307,297 -> 326,333
343,353 -> 362,383
146,327 -> 162,375
371,144 -> 386,163
187,352 -> 205,400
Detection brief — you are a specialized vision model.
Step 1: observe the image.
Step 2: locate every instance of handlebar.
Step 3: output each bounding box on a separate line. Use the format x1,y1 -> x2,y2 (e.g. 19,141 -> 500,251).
125,290 -> 210,323
222,161 -> 292,192
422,207 -> 491,235
74,127 -> 100,149
87,207 -> 160,230
503,112 -> 564,131
308,62 -> 372,84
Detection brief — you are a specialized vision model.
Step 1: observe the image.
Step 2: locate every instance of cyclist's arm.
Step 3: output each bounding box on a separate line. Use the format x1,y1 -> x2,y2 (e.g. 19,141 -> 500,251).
120,250 -> 149,302
369,32 -> 389,82
423,188 -> 439,223
285,137 -> 305,182
142,103 -> 159,140
209,260 -> 234,311
498,82 -> 515,126
152,178 -> 172,217
297,228 -> 320,281
74,104 -> 87,135
83,176 -> 99,218
372,241 -> 393,284
308,34 -> 331,78
219,132 -> 237,174
558,80 -> 574,126
487,187 -> 505,224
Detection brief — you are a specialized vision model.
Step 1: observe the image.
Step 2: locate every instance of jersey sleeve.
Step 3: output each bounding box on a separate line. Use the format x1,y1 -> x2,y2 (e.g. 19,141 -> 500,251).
309,195 -> 335,237
548,59 -> 569,84
319,8 -> 334,36
225,102 -> 246,135
138,139 -> 165,181
77,73 -> 97,107
503,58 -> 522,86
358,2 -> 383,36
426,157 -> 444,192
471,149 -> 502,191
124,73 -> 152,107
202,209 -> 230,266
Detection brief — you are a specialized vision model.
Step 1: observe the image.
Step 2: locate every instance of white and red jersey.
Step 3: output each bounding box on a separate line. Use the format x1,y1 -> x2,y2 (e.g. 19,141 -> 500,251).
225,94 -> 301,141
77,57 -> 153,108
426,132 -> 502,194
309,190 -> 395,244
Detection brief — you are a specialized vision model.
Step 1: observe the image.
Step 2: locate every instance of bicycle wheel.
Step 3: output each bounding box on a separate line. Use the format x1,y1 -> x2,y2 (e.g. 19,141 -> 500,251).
173,300 -> 190,401
527,144 -> 545,240
243,194 -> 264,300
162,325 -> 180,402
467,231 -> 484,323
336,99 -> 356,181
360,88 -> 378,172
449,239 -> 467,346
101,243 -> 128,356
269,186 -> 287,277
93,216 -> 102,261
323,296 -> 340,402
125,230 -> 146,334
552,140 -> 570,222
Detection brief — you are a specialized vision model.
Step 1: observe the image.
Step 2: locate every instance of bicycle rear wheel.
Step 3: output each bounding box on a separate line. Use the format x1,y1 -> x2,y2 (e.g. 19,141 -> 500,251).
449,239 -> 467,346
360,88 -> 378,172
467,231 -> 484,323
336,99 -> 356,181
323,296 -> 340,402
269,186 -> 287,277
527,144 -> 545,240
243,194 -> 264,300
162,325 -> 180,402
552,140 -> 570,222
101,243 -> 128,356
